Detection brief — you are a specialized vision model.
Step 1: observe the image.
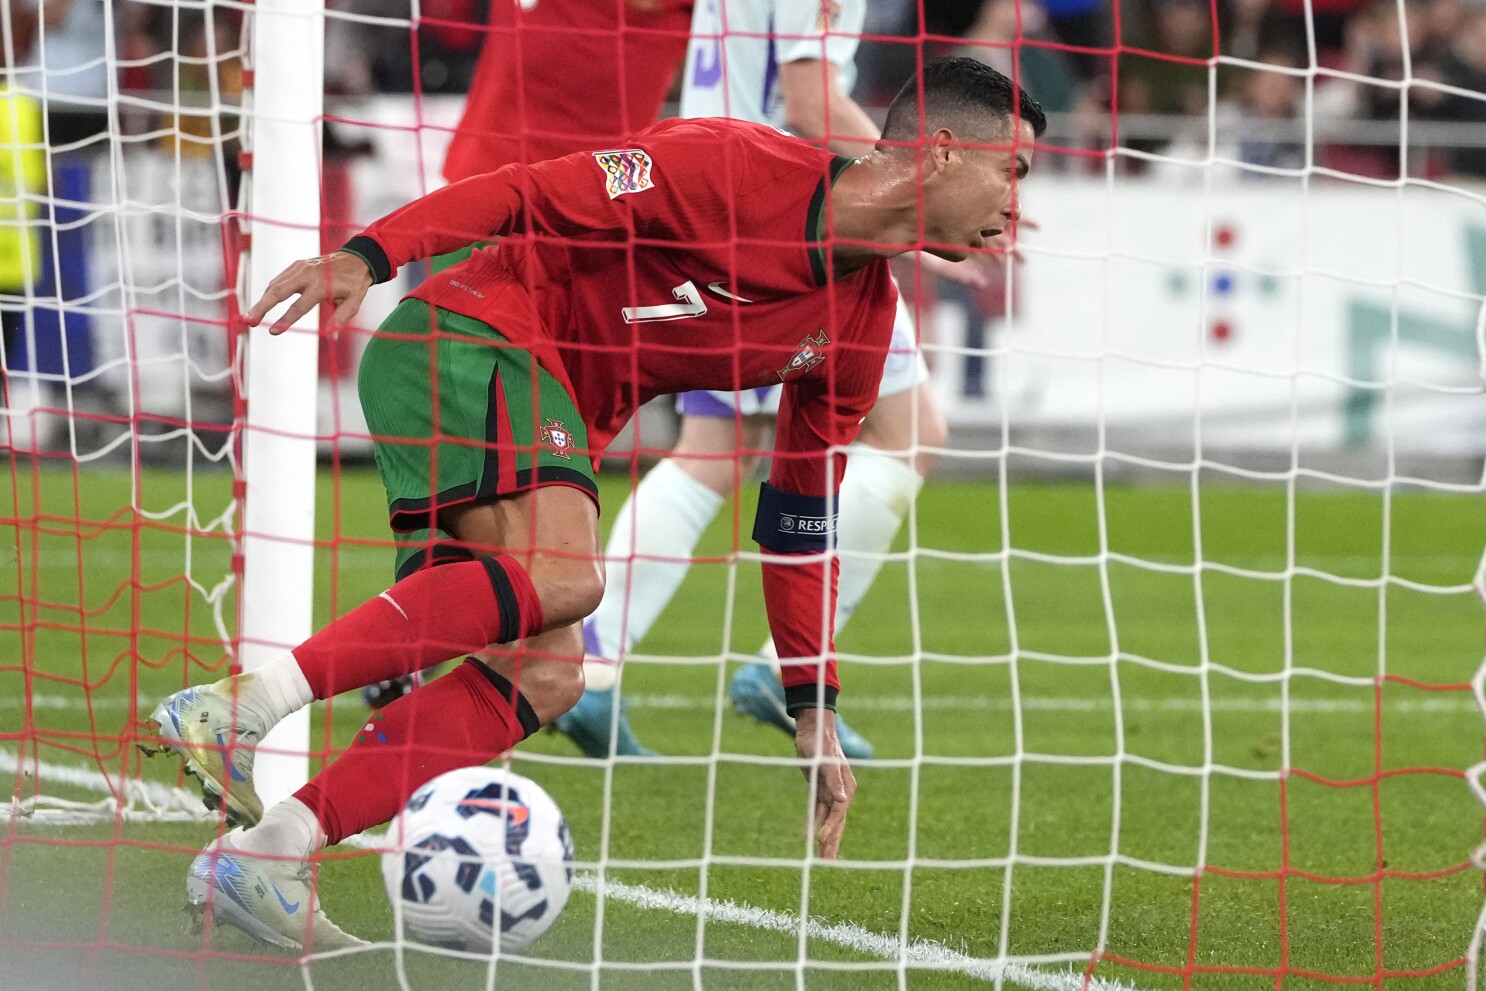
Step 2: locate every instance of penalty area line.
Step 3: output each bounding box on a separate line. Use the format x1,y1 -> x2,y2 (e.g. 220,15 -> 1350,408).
570,873 -> 1142,991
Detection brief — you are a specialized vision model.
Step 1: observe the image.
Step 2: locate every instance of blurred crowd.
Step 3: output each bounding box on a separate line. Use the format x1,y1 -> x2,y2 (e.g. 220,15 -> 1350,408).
316,0 -> 1486,181
3,0 -> 1481,455
9,0 -> 1481,180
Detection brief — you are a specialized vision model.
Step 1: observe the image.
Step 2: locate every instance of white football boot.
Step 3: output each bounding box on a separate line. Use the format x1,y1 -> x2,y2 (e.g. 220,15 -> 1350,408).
186,828 -> 365,952
139,679 -> 266,827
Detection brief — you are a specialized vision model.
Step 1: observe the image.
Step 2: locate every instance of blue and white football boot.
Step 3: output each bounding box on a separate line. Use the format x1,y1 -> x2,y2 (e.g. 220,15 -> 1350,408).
553,686 -> 656,758
728,661 -> 876,761
139,679 -> 266,827
551,622 -> 655,758
187,828 -> 364,952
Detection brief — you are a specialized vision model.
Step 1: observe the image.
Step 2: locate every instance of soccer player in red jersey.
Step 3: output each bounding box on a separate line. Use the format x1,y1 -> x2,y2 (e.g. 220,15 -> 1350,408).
144,58 -> 1042,948
442,0 -> 693,182
358,0 -> 693,711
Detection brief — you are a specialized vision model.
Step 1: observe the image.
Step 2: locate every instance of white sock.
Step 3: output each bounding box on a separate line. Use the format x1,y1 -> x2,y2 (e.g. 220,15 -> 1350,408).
588,458 -> 725,660
238,796 -> 324,856
226,653 -> 314,731
834,447 -> 921,630
758,447 -> 922,655
582,657 -> 618,693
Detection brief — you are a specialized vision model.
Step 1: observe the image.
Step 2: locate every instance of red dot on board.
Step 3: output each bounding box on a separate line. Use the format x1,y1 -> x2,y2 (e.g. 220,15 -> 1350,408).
1214,227 -> 1235,249
1212,321 -> 1232,342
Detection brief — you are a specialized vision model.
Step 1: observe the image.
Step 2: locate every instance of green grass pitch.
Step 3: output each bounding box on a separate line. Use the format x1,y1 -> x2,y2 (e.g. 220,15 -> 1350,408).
2,463 -> 1484,990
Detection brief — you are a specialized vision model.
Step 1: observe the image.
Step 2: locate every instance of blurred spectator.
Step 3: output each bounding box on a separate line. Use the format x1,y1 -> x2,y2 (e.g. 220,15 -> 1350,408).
1438,6 -> 1486,176
1267,0 -> 1367,56
1234,48 -> 1306,168
1326,0 -> 1451,176
1156,44 -> 1306,179
326,0 -> 486,95
0,81 -> 48,452
1119,0 -> 1215,120
1221,0 -> 1275,62
1040,0 -> 1111,82
1346,0 -> 1434,120
956,0 -> 1083,115
11,0 -> 112,149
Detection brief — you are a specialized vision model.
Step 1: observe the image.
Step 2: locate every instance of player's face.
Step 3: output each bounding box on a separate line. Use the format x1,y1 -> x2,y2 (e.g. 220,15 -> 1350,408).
921,119 -> 1036,261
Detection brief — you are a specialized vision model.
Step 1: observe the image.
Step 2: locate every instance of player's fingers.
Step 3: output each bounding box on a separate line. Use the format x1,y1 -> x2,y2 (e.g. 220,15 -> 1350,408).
816,795 -> 848,859
245,259 -> 318,325
333,287 -> 366,326
271,293 -> 321,335
245,283 -> 293,326
814,768 -> 852,859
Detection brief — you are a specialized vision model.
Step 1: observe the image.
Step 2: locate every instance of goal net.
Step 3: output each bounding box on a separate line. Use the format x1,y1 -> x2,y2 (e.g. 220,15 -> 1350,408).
3,0 -> 1486,988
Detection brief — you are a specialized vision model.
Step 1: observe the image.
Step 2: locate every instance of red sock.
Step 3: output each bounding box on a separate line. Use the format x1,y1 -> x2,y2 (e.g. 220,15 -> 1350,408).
292,556 -> 544,699
293,659 -> 540,844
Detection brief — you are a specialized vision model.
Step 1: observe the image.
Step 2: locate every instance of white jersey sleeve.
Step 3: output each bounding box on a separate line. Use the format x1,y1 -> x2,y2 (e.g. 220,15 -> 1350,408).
680,0 -> 864,129
772,0 -> 865,74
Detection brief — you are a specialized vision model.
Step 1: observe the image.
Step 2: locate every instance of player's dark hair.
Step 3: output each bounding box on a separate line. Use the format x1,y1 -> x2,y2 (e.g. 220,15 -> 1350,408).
880,57 -> 1046,146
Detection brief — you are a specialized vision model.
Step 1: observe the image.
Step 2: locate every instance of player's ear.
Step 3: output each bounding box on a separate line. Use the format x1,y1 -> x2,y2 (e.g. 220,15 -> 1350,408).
926,127 -> 956,173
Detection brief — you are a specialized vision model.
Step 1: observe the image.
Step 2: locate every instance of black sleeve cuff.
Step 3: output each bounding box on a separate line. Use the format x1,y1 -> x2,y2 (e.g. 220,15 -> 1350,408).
339,235 -> 393,285
784,682 -> 839,715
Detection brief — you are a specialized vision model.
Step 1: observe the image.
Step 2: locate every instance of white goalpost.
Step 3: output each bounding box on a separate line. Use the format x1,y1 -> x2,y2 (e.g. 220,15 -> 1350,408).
236,0 -> 323,806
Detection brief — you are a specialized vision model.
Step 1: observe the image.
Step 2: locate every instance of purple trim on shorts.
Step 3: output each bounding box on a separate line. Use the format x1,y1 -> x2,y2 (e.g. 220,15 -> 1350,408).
582,618 -> 604,659
675,387 -> 775,418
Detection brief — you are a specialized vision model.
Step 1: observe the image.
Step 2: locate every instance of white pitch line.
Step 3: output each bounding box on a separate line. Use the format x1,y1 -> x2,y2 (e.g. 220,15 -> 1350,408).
0,749 -> 208,822
7,752 -> 1143,991
626,694 -> 1479,715
569,874 -> 1137,991
9,692 -> 1480,715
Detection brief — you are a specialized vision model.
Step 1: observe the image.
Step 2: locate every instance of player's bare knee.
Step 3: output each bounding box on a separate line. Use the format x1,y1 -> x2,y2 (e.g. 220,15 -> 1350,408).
917,399 -> 948,453
522,656 -> 586,721
911,412 -> 946,475
673,417 -> 770,496
476,626 -> 586,721
735,450 -> 764,482
672,456 -> 737,498
529,555 -> 605,630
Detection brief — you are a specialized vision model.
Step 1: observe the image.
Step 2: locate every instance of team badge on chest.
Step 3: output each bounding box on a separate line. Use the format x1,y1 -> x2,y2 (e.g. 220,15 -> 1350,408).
777,330 -> 830,382
592,149 -> 655,199
541,418 -> 574,459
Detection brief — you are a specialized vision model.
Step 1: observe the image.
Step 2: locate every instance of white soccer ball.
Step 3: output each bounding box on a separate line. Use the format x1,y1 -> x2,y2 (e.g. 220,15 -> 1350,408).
381,766 -> 575,953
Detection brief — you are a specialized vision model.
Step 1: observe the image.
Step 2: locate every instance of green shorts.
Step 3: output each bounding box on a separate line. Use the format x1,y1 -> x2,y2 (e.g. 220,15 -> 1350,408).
359,297 -> 597,579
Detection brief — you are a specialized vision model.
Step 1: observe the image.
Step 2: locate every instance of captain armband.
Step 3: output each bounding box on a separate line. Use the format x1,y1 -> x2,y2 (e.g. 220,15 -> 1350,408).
751,481 -> 838,554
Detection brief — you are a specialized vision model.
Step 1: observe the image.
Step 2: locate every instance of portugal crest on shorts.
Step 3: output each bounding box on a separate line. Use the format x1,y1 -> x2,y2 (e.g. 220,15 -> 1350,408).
592,149 -> 655,199
541,418 -> 573,459
777,330 -> 830,382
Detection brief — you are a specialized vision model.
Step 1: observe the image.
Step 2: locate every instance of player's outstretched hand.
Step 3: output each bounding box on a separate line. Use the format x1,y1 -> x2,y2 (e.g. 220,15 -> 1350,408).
794,707 -> 857,859
245,251 -> 374,334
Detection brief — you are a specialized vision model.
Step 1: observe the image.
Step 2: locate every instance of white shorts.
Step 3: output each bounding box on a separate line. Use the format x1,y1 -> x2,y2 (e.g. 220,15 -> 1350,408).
675,292 -> 928,418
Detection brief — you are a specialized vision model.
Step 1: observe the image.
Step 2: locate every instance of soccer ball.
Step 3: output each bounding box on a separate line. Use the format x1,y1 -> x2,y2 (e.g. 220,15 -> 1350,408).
380,766 -> 575,953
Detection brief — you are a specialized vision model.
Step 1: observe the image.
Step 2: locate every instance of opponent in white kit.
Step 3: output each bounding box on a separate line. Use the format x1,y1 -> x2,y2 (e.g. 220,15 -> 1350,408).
554,0 -> 952,760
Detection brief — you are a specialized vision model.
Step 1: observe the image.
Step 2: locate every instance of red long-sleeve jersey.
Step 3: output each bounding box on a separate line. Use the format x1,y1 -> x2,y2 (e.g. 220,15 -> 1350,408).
348,116 -> 897,706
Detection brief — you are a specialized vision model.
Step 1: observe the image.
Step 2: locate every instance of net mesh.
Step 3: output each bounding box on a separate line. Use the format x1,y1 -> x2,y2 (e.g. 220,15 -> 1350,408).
2,0 -> 1485,988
